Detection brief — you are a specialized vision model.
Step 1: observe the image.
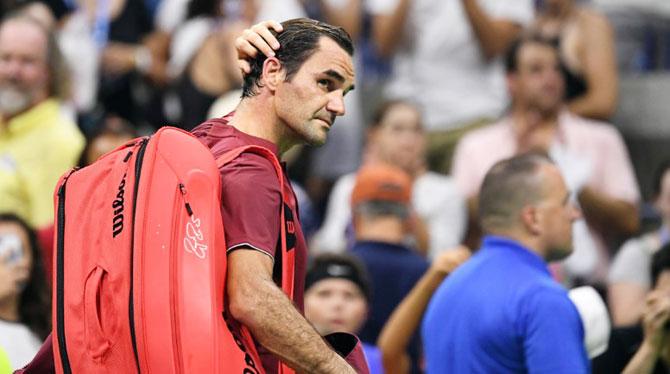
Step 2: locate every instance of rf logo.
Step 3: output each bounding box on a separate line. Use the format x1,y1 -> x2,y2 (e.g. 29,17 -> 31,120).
184,215 -> 207,259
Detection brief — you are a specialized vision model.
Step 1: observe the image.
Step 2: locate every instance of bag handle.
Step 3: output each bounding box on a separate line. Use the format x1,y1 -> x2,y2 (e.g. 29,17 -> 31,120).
216,145 -> 295,301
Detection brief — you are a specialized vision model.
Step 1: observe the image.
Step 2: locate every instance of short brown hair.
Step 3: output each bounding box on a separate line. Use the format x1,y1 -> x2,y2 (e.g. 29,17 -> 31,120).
478,153 -> 553,233
241,18 -> 354,98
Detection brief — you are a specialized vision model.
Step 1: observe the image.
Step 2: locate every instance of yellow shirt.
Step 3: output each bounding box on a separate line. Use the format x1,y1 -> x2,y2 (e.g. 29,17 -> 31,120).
0,99 -> 85,228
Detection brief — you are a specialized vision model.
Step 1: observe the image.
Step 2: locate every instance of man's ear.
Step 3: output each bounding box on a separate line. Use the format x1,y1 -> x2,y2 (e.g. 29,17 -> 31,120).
520,205 -> 541,236
261,57 -> 285,92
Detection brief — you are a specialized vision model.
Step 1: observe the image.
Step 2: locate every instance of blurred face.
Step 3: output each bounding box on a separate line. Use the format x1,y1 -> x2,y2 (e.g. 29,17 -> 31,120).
534,164 -> 582,261
0,19 -> 49,118
509,42 -> 564,116
370,103 -> 425,173
656,170 -> 670,224
86,133 -> 135,165
0,221 -> 33,299
304,278 -> 368,335
275,37 -> 355,147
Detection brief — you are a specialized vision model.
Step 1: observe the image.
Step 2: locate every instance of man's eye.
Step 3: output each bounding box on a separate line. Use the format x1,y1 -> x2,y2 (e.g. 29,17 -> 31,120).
318,79 -> 331,89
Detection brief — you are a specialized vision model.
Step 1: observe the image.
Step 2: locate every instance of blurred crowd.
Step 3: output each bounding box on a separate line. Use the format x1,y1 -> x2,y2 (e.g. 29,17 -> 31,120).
1,0 -> 670,372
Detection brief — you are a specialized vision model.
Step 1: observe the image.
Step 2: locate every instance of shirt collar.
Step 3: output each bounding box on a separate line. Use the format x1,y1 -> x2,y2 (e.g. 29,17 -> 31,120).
220,111 -> 280,157
481,235 -> 551,276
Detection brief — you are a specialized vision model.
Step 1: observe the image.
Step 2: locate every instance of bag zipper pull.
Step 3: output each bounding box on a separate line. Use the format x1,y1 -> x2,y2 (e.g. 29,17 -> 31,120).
179,183 -> 194,216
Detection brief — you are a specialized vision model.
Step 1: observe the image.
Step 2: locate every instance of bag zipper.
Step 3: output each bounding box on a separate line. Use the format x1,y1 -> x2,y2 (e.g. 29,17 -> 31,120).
129,137 -> 149,373
56,171 -> 75,374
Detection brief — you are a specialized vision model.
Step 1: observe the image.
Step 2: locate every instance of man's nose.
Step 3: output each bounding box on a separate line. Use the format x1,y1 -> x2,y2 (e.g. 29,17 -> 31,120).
326,91 -> 346,116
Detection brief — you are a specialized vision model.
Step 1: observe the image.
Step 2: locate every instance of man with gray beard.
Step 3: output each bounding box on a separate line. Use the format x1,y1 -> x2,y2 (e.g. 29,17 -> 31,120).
0,12 -> 84,230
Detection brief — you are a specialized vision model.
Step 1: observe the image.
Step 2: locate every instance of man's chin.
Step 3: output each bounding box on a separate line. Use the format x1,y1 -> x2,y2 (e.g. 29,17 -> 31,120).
0,87 -> 31,117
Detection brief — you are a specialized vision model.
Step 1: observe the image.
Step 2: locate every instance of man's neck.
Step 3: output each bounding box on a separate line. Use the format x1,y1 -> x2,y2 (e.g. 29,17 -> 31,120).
0,297 -> 20,322
354,217 -> 406,245
488,228 -> 547,261
228,97 -> 294,156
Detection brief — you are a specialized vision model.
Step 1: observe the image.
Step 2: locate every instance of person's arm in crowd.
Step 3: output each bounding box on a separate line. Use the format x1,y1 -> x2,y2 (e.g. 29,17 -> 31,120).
461,0 -> 523,61
608,282 -> 648,327
370,0 -> 412,57
319,0 -> 362,41
408,210 -> 430,257
377,248 -> 471,374
567,11 -> 618,120
227,249 -> 356,373
622,291 -> 670,374
578,187 -> 639,238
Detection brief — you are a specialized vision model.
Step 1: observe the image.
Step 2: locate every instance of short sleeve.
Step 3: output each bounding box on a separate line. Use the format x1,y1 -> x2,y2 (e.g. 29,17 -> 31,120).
220,152 -> 282,259
598,128 -> 640,204
608,237 -> 652,288
522,287 -> 590,373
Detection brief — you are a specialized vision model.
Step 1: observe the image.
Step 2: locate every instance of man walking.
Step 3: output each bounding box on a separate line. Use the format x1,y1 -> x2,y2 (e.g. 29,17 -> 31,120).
422,153 -> 589,372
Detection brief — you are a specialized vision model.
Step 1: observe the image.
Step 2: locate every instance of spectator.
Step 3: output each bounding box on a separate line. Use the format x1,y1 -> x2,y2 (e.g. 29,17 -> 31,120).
304,253 -> 383,373
609,160 -> 670,326
533,0 -> 619,119
422,153 -> 589,372
62,0 -> 170,128
349,164 -> 429,373
312,100 -> 466,258
0,13 -> 85,230
593,242 -> 670,373
0,213 -> 50,371
377,247 -> 470,374
366,0 -> 534,173
452,34 -> 640,284
165,0 -> 246,130
79,114 -> 137,166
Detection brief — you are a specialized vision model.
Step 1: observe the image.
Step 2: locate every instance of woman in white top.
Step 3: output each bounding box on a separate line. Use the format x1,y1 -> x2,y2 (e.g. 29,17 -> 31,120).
0,214 -> 50,370
609,161 -> 670,326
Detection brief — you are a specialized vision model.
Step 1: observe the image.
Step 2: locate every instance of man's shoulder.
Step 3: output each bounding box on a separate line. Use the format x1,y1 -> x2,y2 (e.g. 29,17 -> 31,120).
458,121 -> 511,150
562,112 -> 623,143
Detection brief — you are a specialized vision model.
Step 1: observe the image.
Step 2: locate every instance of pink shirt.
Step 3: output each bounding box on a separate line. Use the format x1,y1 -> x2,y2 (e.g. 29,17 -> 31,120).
453,111 -> 639,204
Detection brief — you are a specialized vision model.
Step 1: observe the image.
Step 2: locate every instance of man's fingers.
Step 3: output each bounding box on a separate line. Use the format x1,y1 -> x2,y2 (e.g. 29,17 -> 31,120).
237,59 -> 251,75
264,20 -> 283,33
252,23 -> 281,51
235,36 -> 261,59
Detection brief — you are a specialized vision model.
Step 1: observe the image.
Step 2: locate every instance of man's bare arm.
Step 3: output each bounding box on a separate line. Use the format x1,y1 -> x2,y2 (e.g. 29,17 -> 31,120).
227,249 -> 355,374
579,187 -> 639,239
371,0 -> 411,57
461,0 -> 522,60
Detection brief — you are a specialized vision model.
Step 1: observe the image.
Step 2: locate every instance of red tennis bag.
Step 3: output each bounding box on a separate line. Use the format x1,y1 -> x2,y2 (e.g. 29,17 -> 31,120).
51,126 -> 295,374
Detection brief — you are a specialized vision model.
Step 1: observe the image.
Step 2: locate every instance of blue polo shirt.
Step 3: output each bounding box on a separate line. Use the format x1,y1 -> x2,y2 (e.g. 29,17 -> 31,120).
422,236 -> 589,373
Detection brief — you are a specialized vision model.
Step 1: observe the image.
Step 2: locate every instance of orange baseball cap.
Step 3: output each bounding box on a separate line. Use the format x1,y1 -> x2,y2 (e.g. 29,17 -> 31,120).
351,164 -> 412,207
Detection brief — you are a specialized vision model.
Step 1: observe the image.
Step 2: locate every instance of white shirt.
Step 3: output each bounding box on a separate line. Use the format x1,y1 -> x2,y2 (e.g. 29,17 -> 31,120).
312,171 -> 467,259
366,0 -> 534,130
0,319 -> 42,370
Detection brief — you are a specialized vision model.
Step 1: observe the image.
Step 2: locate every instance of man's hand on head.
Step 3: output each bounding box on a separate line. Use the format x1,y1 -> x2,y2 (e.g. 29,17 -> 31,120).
235,20 -> 283,75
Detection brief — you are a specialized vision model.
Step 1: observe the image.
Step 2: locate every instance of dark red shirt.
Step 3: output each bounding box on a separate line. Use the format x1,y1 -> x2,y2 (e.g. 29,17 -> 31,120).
192,115 -> 308,372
